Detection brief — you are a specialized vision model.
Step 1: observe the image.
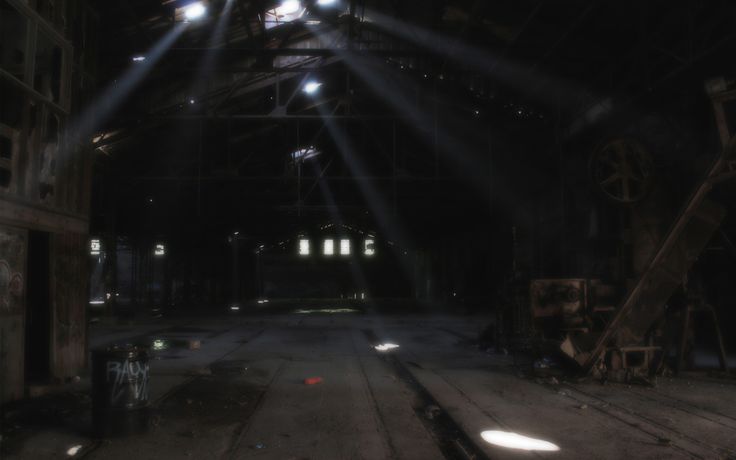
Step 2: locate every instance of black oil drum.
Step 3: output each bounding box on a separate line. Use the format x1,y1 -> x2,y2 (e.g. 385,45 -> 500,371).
91,345 -> 150,437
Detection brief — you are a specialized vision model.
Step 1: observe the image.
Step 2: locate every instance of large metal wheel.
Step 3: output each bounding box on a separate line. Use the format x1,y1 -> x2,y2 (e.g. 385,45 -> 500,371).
591,139 -> 653,204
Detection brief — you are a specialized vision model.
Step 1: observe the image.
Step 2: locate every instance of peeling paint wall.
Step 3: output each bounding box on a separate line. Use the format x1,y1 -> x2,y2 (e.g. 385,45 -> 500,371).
0,0 -> 96,401
0,225 -> 26,403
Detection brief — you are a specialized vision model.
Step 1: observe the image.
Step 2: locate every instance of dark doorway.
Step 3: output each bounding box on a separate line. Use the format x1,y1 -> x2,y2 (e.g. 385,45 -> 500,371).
25,230 -> 51,383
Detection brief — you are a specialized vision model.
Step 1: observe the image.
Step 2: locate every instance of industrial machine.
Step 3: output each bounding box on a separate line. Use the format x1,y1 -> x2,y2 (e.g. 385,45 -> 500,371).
514,79 -> 736,383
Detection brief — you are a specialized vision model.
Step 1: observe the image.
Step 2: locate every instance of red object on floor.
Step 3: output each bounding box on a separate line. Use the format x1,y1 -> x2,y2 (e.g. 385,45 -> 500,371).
304,377 -> 323,385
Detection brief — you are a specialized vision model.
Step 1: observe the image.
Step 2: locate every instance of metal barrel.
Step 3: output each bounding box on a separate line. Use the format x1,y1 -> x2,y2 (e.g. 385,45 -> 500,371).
91,345 -> 150,437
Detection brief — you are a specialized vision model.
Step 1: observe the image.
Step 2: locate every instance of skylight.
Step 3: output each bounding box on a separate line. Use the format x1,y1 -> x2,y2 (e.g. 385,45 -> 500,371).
303,81 -> 323,95
265,1 -> 306,29
184,2 -> 207,21
291,147 -> 321,162
278,0 -> 301,14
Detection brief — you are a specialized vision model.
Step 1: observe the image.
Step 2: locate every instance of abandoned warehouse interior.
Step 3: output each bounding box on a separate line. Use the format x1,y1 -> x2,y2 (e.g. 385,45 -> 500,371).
1,0 -> 736,459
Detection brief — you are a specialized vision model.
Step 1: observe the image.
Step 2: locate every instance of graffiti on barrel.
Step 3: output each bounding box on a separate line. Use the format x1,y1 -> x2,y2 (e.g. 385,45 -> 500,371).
106,359 -> 149,405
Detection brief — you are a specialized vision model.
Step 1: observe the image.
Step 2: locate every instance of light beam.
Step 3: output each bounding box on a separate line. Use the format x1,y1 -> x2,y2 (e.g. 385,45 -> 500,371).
70,23 -> 188,146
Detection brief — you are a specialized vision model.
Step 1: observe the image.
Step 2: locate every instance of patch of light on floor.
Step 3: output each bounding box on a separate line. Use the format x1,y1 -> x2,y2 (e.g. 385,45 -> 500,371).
66,445 -> 83,456
481,430 -> 560,451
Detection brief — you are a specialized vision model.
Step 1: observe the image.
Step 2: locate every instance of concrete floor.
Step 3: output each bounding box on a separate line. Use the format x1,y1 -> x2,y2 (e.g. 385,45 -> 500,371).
2,311 -> 736,459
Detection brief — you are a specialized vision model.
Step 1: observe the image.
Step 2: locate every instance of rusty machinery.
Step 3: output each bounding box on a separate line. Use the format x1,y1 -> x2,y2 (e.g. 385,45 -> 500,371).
590,138 -> 654,205
530,279 -> 619,336
560,78 -> 736,381
525,79 -> 736,382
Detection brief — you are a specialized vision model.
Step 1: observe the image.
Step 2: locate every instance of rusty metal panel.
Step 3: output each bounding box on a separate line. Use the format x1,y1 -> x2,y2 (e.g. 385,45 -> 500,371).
613,200 -> 726,346
0,225 -> 26,403
50,232 -> 87,379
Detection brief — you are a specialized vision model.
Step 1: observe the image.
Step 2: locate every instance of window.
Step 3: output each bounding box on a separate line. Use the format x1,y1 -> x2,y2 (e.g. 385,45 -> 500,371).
364,239 -> 376,256
0,129 -> 11,190
323,239 -> 334,256
39,113 -> 58,201
33,31 -> 64,103
299,239 -> 310,256
0,1 -> 29,82
90,239 -> 101,255
340,239 -> 351,255
0,79 -> 24,130
0,167 -> 11,188
0,134 -> 11,159
154,243 -> 165,256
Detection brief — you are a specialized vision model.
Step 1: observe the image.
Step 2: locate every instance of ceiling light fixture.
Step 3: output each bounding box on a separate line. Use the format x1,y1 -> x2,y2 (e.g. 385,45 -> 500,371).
132,55 -> 146,62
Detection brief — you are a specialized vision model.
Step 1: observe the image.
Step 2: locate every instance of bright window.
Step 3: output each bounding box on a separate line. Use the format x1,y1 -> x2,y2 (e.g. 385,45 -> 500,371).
364,239 -> 375,256
299,239 -> 310,256
323,239 -> 334,255
340,239 -> 351,255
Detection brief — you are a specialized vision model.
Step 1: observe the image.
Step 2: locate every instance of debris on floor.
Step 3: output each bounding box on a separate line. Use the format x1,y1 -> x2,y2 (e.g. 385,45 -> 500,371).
424,405 -> 442,420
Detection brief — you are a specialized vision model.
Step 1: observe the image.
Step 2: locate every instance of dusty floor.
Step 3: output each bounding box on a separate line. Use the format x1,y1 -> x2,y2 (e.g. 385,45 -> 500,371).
2,311 -> 736,459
